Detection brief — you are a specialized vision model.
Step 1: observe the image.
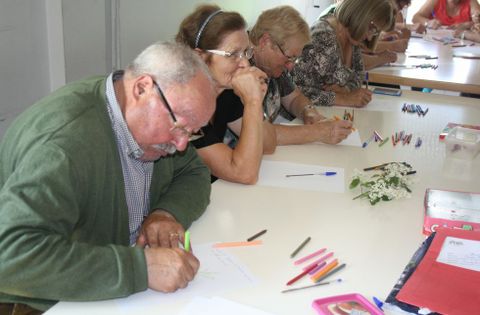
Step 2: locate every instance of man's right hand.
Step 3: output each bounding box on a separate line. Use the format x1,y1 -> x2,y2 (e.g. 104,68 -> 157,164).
144,247 -> 200,292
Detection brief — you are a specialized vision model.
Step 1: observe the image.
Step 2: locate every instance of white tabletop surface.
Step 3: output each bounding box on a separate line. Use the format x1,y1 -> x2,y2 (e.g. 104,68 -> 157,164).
369,33 -> 480,94
46,90 -> 480,315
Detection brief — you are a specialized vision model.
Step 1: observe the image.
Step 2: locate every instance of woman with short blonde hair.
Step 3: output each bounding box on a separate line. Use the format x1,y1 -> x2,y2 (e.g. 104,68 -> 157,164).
249,5 -> 310,48
336,0 -> 396,50
292,0 -> 396,107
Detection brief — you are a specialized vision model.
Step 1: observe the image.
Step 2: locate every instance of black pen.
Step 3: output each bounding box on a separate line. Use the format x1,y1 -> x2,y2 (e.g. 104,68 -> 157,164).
247,229 -> 267,242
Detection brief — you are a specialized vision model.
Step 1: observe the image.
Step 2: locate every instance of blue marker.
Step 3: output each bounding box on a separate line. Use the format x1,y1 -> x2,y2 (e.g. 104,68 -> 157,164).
372,296 -> 384,310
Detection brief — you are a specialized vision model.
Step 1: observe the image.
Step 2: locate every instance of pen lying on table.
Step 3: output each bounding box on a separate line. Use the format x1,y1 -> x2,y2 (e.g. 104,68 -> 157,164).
286,172 -> 337,177
363,162 -> 411,171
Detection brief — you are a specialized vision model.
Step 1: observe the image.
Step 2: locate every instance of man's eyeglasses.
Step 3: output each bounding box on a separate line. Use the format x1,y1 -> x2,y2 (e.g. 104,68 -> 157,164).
152,79 -> 204,141
206,47 -> 254,60
274,41 -> 298,64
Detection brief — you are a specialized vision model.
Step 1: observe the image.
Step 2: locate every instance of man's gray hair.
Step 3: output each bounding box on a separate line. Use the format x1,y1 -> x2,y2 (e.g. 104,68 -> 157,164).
127,41 -> 213,89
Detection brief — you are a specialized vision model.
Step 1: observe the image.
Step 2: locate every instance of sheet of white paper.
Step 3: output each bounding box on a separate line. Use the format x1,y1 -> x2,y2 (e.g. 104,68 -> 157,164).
45,244 -> 258,315
453,46 -> 480,58
337,129 -> 361,147
364,95 -> 403,112
423,28 -> 455,39
257,160 -> 345,193
113,243 -> 258,314
179,296 -> 276,315
437,236 -> 480,272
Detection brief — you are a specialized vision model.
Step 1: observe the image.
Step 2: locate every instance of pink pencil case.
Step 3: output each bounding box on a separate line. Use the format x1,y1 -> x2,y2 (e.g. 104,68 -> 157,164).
312,293 -> 383,315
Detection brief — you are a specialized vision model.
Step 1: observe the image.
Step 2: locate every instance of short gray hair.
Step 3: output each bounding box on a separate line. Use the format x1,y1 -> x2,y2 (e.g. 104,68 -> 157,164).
127,41 -> 213,89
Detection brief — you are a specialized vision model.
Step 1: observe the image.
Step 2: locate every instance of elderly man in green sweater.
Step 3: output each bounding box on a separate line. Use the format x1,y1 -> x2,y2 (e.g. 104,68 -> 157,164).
0,41 -> 216,314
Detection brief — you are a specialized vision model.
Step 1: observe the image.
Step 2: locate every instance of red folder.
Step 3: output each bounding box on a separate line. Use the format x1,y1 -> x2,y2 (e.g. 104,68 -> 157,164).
396,228 -> 480,315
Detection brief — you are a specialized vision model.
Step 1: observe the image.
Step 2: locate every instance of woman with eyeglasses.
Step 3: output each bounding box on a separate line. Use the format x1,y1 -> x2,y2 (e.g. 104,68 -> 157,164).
292,0 -> 396,107
204,6 -> 352,148
242,6 -> 352,146
176,4 -> 275,184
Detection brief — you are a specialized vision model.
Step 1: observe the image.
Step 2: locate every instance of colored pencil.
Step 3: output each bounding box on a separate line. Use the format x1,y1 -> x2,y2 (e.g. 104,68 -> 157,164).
290,237 -> 311,258
184,231 -> 191,252
213,240 -> 262,248
302,252 -> 334,271
286,263 -> 319,286
308,261 -> 327,275
294,248 -> 326,265
311,259 -> 338,282
247,229 -> 267,242
281,278 -> 343,293
313,263 -> 346,283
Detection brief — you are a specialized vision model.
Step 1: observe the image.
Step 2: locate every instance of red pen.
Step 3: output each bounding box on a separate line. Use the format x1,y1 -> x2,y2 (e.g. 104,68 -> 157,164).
286,263 -> 319,286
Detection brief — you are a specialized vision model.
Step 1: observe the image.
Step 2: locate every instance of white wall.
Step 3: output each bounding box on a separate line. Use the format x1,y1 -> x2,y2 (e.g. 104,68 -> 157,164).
62,0 -> 107,82
0,0 -> 52,137
0,0 -> 333,139
118,0 -> 331,69
61,0 -> 332,76
406,0 -> 425,24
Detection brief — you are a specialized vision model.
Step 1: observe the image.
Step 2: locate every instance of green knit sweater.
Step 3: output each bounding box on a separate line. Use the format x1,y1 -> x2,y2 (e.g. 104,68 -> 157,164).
0,76 -> 211,311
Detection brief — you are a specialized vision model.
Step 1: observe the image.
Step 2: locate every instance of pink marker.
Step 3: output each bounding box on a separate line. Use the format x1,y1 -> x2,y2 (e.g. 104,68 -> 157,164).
294,248 -> 326,265
303,252 -> 334,271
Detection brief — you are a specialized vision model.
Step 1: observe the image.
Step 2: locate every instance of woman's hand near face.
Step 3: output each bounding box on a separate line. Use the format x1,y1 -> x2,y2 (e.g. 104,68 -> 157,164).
231,66 -> 268,107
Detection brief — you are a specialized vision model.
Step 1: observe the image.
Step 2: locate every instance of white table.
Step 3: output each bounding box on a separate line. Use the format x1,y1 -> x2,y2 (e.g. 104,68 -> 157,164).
369,35 -> 480,94
46,90 -> 480,315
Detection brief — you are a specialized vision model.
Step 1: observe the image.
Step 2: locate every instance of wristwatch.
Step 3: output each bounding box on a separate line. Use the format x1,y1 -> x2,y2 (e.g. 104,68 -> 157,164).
300,104 -> 316,116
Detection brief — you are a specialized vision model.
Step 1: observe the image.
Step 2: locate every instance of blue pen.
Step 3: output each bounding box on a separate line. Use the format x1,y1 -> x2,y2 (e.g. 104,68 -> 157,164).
286,172 -> 337,177
372,296 -> 384,310
365,72 -> 369,89
415,137 -> 422,148
362,134 -> 375,148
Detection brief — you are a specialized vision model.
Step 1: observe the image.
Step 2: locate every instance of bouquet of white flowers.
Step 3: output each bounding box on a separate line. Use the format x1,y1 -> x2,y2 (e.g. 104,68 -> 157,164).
349,162 -> 414,205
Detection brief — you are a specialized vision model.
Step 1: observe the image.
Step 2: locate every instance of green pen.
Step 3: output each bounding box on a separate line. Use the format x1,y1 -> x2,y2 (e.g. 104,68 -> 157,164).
184,231 -> 190,252
379,137 -> 389,147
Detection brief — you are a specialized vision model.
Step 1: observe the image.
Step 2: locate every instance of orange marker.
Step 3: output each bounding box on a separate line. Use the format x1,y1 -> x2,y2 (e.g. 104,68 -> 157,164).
310,259 -> 338,282
333,115 -> 356,131
213,240 -> 262,248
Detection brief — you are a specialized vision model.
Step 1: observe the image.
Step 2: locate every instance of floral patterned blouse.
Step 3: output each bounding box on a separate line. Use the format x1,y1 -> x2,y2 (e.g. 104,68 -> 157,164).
292,18 -> 365,106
